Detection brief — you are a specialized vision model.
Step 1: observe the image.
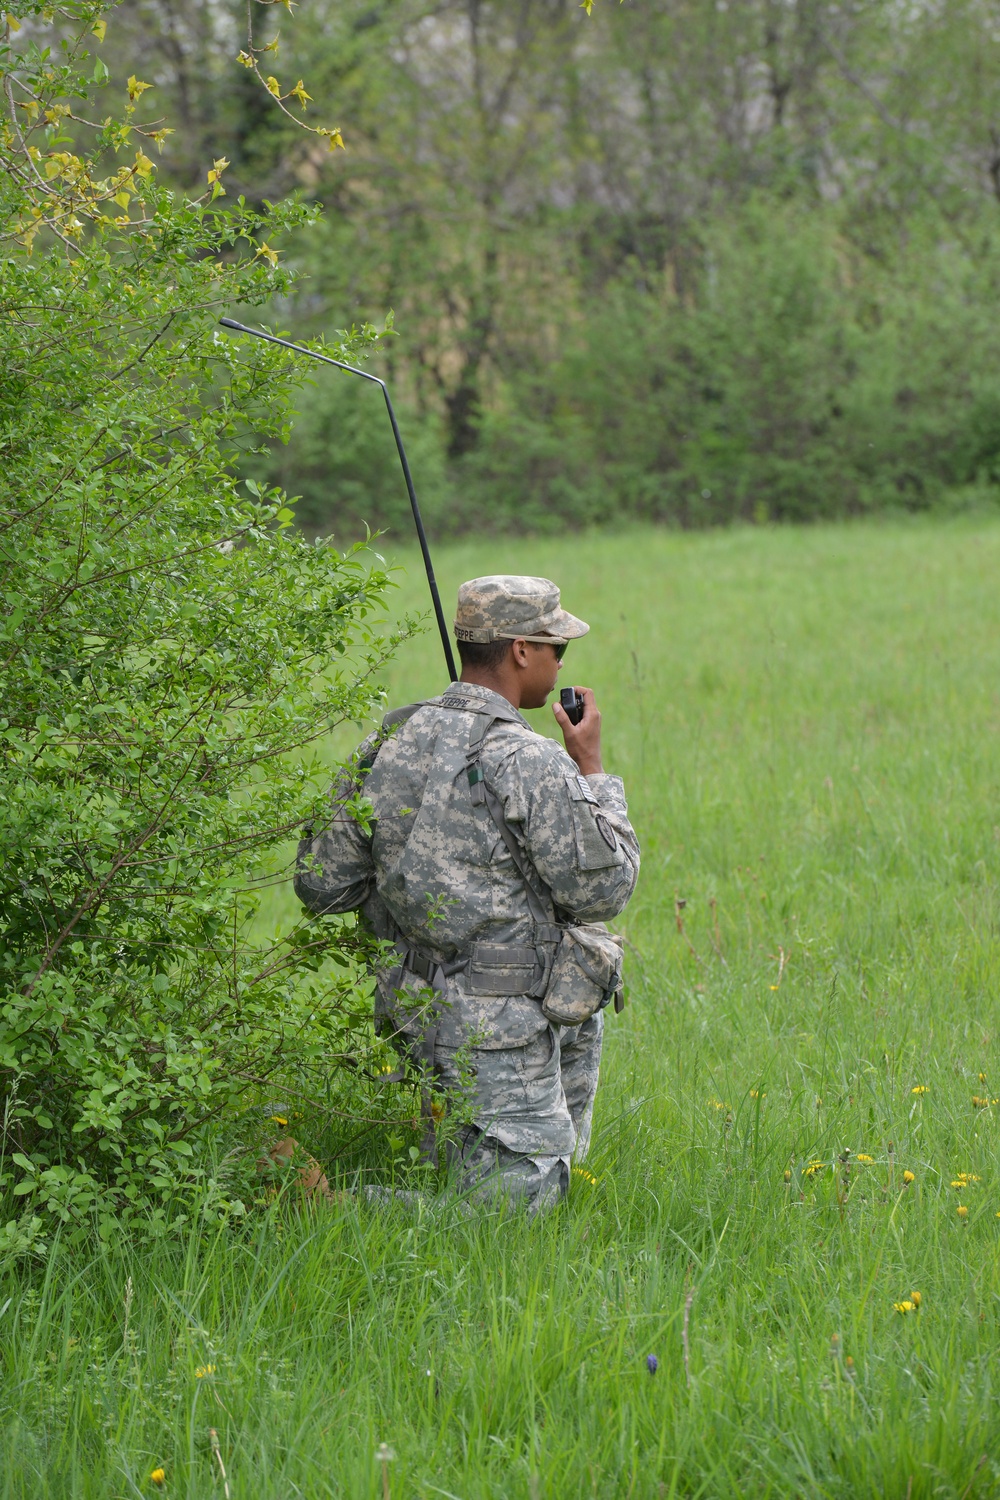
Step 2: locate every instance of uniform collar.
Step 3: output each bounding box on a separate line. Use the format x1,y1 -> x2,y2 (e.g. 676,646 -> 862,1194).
442,680 -> 533,729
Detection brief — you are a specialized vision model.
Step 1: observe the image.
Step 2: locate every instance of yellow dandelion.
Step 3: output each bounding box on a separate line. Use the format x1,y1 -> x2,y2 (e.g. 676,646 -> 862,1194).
150,1471 -> 165,1487
571,1166 -> 599,1187
972,1095 -> 990,1109
980,1073 -> 987,1084
194,1363 -> 216,1378
902,1170 -> 915,1184
269,1115 -> 288,1125
856,1154 -> 874,1164
911,1085 -> 928,1096
783,1169 -> 791,1183
845,1355 -> 856,1375
910,1291 -> 921,1307
893,1300 -> 915,1314
804,1160 -> 826,1178
707,1097 -> 728,1111
957,1205 -> 969,1219
749,1088 -> 766,1099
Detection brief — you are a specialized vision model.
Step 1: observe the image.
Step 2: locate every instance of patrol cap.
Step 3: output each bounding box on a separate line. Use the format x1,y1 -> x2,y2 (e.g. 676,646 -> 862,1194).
454,575 -> 590,645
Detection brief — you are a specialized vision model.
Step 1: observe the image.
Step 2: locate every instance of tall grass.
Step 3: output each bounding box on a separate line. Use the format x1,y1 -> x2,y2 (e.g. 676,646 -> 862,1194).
3,517 -> 1000,1497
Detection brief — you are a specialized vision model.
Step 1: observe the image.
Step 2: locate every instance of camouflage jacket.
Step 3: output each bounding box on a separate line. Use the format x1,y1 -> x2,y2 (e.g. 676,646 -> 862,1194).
295,681 -> 640,1046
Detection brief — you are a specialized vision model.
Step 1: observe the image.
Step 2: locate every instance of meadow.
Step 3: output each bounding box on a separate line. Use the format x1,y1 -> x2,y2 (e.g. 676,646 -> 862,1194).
3,515 -> 1000,1498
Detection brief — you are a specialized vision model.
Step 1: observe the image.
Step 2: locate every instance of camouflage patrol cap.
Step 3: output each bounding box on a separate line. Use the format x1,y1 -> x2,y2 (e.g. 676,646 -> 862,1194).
454,575 -> 590,645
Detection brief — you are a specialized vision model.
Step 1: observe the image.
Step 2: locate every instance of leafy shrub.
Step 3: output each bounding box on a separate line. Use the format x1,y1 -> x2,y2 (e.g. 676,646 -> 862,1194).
0,1 -> 404,1247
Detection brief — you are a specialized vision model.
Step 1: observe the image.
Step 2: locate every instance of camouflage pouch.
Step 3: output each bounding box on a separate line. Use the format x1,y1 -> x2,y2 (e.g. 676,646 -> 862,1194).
541,924 -> 624,1026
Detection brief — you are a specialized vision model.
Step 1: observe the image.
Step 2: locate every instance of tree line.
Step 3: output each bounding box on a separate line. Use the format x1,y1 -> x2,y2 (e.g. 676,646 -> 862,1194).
105,0 -> 1000,537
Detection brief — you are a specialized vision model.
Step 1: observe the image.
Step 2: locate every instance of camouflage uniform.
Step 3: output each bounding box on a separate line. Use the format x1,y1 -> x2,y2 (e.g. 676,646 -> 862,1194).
296,577 -> 640,1211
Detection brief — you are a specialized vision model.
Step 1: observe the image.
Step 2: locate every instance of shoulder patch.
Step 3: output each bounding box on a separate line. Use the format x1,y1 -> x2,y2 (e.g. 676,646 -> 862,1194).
595,814 -> 618,850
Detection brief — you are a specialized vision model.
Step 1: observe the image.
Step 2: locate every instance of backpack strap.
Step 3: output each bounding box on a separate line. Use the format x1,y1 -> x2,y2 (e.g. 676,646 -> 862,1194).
464,711 -> 563,957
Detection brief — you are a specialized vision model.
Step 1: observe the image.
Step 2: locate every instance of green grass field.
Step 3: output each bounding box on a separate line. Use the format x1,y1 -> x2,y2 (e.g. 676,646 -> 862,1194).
4,516 -> 1000,1498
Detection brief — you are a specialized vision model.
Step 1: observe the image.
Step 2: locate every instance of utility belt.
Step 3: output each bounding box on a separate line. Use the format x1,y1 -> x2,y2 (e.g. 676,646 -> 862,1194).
393,919 -> 624,1028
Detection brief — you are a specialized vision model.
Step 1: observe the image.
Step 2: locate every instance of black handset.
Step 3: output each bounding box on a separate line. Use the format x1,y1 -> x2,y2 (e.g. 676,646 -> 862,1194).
560,687 -> 584,725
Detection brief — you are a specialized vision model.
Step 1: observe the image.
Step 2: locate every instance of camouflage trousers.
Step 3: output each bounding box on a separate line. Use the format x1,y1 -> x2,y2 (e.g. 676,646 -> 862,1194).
403,1010 -> 604,1214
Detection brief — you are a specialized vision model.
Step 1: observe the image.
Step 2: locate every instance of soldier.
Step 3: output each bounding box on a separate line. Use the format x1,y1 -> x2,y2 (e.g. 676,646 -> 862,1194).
295,575 -> 640,1211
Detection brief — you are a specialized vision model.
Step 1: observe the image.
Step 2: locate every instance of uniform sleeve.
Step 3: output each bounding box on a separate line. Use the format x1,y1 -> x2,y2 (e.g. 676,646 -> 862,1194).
491,735 -> 640,923
294,737 -> 378,916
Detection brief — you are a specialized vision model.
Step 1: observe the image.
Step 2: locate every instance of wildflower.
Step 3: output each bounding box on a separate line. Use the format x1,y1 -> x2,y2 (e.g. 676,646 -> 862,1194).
845,1355 -> 856,1377
893,1300 -> 915,1314
194,1364 -> 216,1378
150,1471 -> 165,1487
980,1073 -> 987,1084
749,1088 -> 765,1099
910,1291 -> 922,1308
951,1173 -> 980,1186
803,1160 -> 826,1178
707,1098 -> 728,1111
783,1169 -> 791,1183
646,1354 -> 658,1375
269,1115 -> 288,1125
957,1205 -> 968,1219
911,1085 -> 928,1096
902,1170 -> 915,1184
572,1166 -> 599,1187
972,1096 -> 990,1109
856,1154 -> 874,1164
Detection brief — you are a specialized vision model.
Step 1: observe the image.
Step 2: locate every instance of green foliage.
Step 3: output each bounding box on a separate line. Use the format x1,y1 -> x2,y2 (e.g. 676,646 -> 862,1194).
103,0 -> 1000,536
460,202 -> 1000,529
4,517 -> 1000,1495
0,1 -> 407,1243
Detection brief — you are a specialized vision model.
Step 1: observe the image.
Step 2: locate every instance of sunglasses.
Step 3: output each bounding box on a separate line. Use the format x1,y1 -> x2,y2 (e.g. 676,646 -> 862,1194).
552,642 -> 567,661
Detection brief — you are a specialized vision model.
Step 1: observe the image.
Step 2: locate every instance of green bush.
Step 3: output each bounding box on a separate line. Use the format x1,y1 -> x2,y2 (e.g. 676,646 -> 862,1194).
455,202 -> 1000,530
0,1 -> 404,1250
287,200 -> 1000,538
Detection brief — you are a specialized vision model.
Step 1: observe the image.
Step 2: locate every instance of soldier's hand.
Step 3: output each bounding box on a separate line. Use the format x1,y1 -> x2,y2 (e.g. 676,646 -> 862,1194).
553,685 -> 603,776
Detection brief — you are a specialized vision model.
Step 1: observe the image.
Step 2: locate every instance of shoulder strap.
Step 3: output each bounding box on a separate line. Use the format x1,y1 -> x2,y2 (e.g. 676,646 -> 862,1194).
464,712 -> 559,937
355,701 -> 425,775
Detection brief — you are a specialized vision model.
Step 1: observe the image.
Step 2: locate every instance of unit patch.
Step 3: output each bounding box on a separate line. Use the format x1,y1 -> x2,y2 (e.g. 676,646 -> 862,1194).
595,814 -> 618,851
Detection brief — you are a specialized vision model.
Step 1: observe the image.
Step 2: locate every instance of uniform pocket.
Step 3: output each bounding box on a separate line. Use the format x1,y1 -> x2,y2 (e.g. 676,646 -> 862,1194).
541,924 -> 624,1026
467,942 -> 539,996
564,775 -> 623,871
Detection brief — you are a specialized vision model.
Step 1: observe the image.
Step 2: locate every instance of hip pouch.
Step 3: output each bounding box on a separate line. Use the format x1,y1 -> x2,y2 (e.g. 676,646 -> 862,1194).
541,924 -> 624,1026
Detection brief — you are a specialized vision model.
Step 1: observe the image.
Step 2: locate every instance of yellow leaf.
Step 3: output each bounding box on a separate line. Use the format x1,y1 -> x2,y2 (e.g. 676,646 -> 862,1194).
236,50 -> 254,68
580,0 -> 593,11
278,0 -> 297,11
127,75 -> 151,102
207,155 -> 230,184
149,128 -> 173,152
133,150 -> 154,178
319,126 -> 345,151
114,190 -> 131,208
290,80 -> 311,109
255,241 -> 279,268
92,17 -> 106,41
265,74 -> 281,96
18,100 -> 39,122
7,13 -> 21,31
263,35 -> 280,53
